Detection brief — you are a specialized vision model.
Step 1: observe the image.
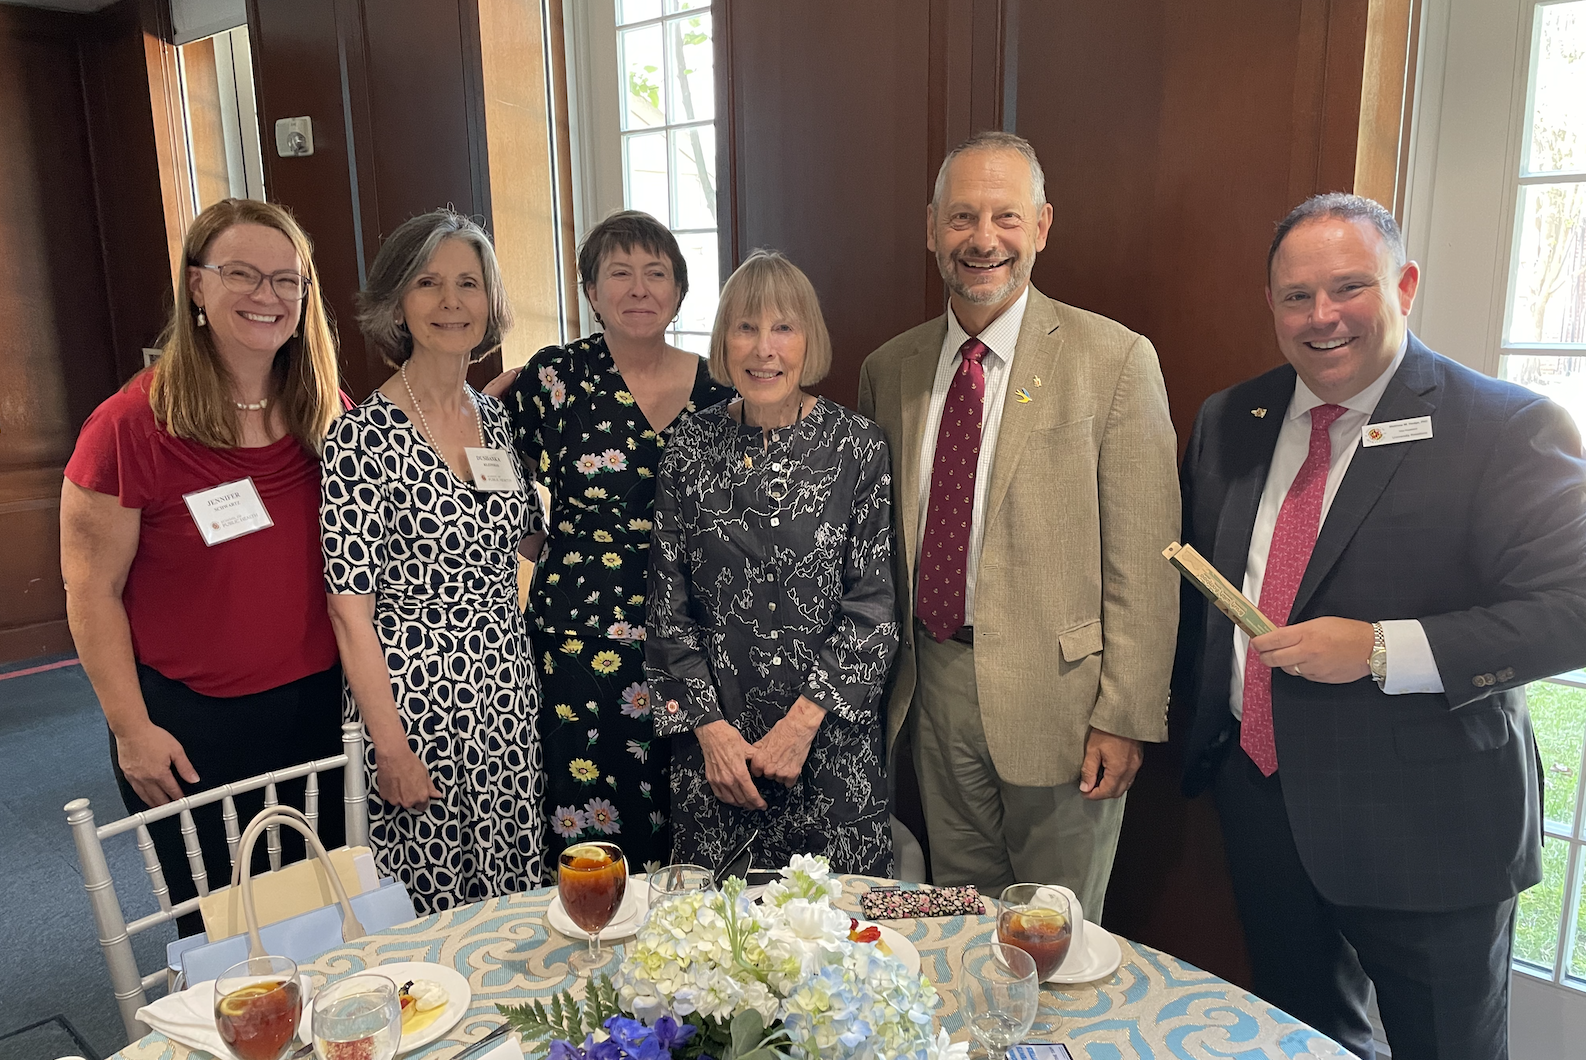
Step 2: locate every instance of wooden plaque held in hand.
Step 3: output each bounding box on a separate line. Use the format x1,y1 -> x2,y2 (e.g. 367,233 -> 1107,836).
1162,541 -> 1277,639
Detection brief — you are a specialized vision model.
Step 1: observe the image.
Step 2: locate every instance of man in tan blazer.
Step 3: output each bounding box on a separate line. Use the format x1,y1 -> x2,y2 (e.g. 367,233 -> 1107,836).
857,131 -> 1178,915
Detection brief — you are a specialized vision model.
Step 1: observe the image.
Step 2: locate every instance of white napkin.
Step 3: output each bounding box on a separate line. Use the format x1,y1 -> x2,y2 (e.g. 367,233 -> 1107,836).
476,1034 -> 525,1060
135,975 -> 314,1055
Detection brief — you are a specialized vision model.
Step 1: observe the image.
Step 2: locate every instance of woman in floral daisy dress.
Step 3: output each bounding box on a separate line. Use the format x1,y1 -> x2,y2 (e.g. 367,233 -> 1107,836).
496,212 -> 729,870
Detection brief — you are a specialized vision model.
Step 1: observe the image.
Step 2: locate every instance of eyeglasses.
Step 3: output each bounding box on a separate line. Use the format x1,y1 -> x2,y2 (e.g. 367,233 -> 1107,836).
195,261 -> 312,301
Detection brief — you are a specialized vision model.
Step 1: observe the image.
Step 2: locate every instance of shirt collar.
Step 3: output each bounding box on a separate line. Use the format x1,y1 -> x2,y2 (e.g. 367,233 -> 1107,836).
943,287 -> 1030,367
1287,334 -> 1410,421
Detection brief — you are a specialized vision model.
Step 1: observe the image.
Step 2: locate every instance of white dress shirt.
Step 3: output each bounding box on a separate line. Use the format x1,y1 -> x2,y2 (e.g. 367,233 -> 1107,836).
915,288 -> 1028,626
1229,339 -> 1444,718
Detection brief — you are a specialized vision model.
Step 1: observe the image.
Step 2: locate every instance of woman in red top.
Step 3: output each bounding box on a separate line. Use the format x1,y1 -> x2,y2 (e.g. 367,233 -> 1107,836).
61,198 -> 343,933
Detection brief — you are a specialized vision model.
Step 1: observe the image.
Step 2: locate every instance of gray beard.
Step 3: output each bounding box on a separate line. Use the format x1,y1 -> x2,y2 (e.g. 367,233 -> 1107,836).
937,252 -> 1032,307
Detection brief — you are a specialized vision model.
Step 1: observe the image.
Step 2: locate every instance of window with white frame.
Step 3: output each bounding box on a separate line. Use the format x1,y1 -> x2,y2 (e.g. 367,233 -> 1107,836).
615,0 -> 718,353
1494,0 -> 1586,991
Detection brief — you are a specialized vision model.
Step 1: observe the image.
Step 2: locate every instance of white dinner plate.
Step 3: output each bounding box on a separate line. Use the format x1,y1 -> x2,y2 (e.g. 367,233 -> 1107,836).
1044,924 -> 1123,984
307,961 -> 471,1054
874,924 -> 921,977
547,880 -> 650,940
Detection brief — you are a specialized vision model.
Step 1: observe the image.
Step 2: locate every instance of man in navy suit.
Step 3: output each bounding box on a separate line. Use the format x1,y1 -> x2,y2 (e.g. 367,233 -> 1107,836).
1176,193 -> 1586,1059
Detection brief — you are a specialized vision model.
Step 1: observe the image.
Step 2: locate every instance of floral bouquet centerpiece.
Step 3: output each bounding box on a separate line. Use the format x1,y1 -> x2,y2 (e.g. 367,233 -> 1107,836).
502,854 -> 967,1060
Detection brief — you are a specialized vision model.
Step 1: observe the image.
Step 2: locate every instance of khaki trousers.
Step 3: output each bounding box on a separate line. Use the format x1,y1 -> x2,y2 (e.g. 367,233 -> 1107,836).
910,625 -> 1125,919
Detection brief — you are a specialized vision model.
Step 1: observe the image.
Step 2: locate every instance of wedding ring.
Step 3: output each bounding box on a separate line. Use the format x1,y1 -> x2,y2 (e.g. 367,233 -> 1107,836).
1292,665 -> 1304,677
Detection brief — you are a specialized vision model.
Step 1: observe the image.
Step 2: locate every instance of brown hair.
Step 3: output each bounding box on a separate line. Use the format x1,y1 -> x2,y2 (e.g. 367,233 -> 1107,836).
1268,193 -> 1406,278
578,210 -> 689,325
357,210 -> 513,367
148,198 -> 341,453
708,249 -> 832,387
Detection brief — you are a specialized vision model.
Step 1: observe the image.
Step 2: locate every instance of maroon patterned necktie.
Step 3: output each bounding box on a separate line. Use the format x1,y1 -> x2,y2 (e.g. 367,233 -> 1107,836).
917,338 -> 990,643
1240,403 -> 1347,775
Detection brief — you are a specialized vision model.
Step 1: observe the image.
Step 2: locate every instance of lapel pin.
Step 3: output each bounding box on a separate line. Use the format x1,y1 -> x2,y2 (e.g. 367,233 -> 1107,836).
1033,376 -> 1043,388
1014,388 -> 1033,403
1251,408 -> 1267,418
744,454 -> 753,469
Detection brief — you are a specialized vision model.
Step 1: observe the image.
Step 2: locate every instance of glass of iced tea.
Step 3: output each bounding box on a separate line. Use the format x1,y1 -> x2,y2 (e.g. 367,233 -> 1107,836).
214,956 -> 302,1060
558,841 -> 627,973
996,883 -> 1073,981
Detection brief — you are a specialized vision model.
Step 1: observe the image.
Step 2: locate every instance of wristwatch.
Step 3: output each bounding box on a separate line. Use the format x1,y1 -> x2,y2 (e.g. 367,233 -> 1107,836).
1369,622 -> 1388,687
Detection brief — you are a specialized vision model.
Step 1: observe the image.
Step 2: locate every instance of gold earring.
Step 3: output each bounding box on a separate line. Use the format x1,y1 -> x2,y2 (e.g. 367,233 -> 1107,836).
195,306 -> 207,327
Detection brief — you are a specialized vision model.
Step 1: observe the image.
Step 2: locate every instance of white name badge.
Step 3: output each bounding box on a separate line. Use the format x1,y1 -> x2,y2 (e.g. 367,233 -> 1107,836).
183,477 -> 274,546
1361,415 -> 1433,448
466,447 -> 523,492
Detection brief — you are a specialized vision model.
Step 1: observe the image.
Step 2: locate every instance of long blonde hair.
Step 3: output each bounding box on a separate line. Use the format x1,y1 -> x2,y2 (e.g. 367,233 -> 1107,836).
147,199 -> 341,453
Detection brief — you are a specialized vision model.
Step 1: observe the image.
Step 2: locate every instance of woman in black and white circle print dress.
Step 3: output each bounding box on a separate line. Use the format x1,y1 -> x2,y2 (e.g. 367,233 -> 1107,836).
323,211 -> 546,912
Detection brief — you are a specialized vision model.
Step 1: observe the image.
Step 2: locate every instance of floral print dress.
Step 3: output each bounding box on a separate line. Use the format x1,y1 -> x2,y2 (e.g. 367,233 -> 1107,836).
507,335 -> 730,871
646,397 -> 899,876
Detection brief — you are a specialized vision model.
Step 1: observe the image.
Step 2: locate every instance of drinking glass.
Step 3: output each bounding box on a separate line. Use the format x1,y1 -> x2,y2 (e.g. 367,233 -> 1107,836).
962,943 -> 1039,1058
558,841 -> 628,974
214,956 -> 302,1060
648,863 -> 713,908
311,974 -> 402,1060
996,883 -> 1073,980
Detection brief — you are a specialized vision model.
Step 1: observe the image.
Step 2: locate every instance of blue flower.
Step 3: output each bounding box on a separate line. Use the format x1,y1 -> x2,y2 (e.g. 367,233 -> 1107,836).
650,1016 -> 696,1051
548,1040 -> 587,1060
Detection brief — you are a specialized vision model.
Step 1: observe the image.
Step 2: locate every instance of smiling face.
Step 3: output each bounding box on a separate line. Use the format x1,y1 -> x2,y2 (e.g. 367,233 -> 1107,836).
586,246 -> 680,345
725,309 -> 807,419
186,223 -> 304,360
397,237 -> 489,359
1266,216 -> 1420,402
928,147 -> 1053,328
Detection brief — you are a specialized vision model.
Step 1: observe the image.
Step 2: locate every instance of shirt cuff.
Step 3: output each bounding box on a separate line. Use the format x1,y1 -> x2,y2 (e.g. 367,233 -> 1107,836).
1380,619 -> 1445,694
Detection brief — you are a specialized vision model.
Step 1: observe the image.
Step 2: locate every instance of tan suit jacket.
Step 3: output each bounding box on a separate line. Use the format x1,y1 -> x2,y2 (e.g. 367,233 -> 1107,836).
856,287 -> 1179,786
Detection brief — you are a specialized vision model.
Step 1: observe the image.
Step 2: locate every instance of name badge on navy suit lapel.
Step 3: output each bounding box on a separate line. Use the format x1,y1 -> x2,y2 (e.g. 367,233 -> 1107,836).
1362,416 -> 1433,447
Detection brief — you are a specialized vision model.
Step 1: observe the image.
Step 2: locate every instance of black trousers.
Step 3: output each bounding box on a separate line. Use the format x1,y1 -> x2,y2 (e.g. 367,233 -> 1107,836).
1213,733 -> 1516,1060
111,663 -> 346,936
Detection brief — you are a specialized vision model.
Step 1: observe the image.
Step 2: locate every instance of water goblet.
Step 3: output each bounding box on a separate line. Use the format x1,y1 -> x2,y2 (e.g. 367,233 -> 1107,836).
962,942 -> 1039,1058
311,974 -> 402,1060
559,841 -> 628,974
214,956 -> 302,1060
648,863 -> 713,909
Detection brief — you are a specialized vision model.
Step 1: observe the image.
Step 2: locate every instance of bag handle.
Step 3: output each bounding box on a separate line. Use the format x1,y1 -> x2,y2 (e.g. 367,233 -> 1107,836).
232,805 -> 366,959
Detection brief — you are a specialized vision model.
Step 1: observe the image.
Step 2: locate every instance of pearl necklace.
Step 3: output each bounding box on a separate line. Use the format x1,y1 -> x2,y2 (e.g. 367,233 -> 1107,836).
234,397 -> 269,411
400,362 -> 483,448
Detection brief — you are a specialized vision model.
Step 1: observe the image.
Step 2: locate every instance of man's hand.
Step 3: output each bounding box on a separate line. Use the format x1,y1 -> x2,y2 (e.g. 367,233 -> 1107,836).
481,365 -> 522,400
1078,728 -> 1142,800
749,697 -> 825,787
1252,617 -> 1374,684
696,719 -> 766,809
115,723 -> 199,807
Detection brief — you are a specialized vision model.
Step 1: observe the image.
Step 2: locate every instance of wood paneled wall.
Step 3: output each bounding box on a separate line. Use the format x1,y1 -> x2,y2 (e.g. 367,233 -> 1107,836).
0,1 -> 172,663
718,0 -> 1416,984
245,0 -> 560,397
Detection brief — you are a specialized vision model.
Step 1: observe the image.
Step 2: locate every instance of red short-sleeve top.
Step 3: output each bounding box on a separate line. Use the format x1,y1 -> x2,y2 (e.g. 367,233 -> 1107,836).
64,373 -> 339,697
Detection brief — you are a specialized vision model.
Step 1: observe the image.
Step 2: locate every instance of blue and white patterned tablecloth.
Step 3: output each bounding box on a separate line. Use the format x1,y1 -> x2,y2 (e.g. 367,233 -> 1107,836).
114,875 -> 1349,1060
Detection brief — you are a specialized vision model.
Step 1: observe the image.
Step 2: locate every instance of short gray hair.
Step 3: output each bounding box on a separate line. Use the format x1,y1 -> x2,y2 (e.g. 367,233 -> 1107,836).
1268,193 -> 1406,277
357,209 -> 513,367
932,131 -> 1047,211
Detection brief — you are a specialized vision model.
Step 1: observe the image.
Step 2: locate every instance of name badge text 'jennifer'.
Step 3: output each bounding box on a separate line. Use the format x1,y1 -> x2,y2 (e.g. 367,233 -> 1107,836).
183,477 -> 274,546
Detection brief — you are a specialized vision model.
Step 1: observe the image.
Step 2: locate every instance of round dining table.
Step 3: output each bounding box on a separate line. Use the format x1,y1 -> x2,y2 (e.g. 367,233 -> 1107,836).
113,875 -> 1351,1060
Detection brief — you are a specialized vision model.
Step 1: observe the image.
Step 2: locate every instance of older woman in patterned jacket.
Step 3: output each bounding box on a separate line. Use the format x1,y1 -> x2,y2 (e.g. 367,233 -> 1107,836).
645,249 -> 899,875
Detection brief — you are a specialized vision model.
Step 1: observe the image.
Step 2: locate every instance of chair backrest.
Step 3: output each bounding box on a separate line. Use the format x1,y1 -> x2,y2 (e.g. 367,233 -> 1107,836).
64,721 -> 368,1045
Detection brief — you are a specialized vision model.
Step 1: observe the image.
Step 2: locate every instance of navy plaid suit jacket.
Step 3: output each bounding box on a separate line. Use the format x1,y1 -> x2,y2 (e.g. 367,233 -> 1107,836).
1176,336 -> 1586,911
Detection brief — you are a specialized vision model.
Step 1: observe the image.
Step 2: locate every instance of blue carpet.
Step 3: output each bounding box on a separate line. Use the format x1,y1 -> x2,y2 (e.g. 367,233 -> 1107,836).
0,657 -> 177,1058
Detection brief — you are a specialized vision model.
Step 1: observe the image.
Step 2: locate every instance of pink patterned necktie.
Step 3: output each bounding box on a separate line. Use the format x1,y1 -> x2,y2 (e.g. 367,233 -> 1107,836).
917,338 -> 990,642
1241,403 -> 1347,775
